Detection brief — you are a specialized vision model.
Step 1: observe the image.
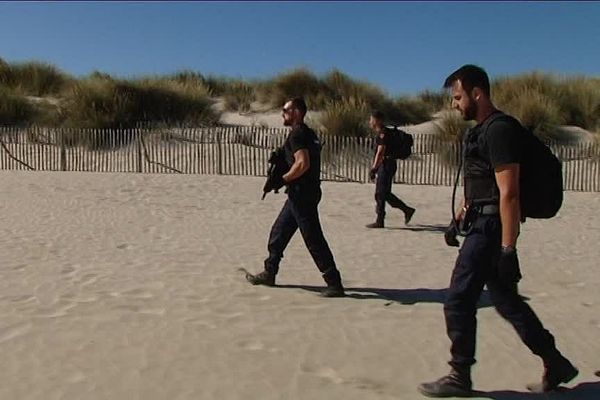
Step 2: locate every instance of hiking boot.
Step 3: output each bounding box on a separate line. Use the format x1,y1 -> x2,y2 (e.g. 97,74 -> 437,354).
527,354 -> 578,393
365,220 -> 384,228
404,207 -> 416,225
245,270 -> 276,286
366,214 -> 385,229
320,267 -> 345,297
320,285 -> 345,298
418,370 -> 472,398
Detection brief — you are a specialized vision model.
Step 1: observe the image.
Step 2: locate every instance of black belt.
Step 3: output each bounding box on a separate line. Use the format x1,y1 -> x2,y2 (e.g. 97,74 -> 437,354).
476,204 -> 499,215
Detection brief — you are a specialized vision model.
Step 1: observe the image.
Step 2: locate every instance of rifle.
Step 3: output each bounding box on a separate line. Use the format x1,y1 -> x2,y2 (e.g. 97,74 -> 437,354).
262,147 -> 289,200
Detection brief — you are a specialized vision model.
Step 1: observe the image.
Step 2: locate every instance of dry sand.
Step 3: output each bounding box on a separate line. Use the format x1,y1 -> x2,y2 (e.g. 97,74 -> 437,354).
1,171 -> 599,400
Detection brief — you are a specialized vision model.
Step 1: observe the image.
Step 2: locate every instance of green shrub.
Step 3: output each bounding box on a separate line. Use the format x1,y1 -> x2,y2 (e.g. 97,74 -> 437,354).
318,97 -> 370,138
554,76 -> 600,131
432,111 -> 472,167
323,69 -> 386,105
60,77 -> 220,132
260,68 -> 326,109
382,97 -> 432,125
0,61 -> 72,96
497,87 -> 566,140
0,87 -> 36,126
418,90 -> 449,113
491,71 -> 600,139
223,81 -> 255,112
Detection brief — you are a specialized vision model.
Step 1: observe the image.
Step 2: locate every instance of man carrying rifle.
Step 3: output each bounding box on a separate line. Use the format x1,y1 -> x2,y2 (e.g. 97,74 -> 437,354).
246,97 -> 345,297
262,147 -> 288,200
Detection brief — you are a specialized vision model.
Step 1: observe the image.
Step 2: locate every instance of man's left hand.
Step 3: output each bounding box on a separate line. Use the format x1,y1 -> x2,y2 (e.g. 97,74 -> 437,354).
497,246 -> 522,285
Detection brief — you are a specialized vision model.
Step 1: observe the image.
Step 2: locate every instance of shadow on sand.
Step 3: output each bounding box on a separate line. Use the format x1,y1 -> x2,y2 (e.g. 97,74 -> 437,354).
471,380 -> 600,400
277,284 -> 499,309
386,223 -> 448,233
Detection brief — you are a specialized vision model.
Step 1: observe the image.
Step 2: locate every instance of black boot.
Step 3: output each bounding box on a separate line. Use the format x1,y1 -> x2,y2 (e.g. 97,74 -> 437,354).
245,270 -> 276,286
418,367 -> 472,398
404,207 -> 416,225
366,214 -> 384,229
527,353 -> 578,393
320,269 -> 345,298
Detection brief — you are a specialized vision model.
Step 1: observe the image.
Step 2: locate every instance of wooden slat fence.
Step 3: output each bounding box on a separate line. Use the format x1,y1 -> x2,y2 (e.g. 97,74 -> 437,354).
1,126 -> 598,191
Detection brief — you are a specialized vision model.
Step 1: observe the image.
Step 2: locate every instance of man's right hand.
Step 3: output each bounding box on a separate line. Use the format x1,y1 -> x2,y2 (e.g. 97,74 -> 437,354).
270,174 -> 286,192
444,220 -> 460,247
369,167 -> 377,181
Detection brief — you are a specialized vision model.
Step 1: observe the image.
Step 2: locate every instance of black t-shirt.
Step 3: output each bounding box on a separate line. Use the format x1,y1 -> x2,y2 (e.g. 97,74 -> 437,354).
375,127 -> 394,158
283,123 -> 321,193
463,112 -> 524,202
484,114 -> 524,168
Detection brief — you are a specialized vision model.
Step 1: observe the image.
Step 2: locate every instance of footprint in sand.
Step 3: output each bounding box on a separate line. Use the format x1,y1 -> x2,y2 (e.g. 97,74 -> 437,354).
114,304 -> 165,315
12,264 -> 27,271
37,301 -> 78,318
61,292 -> 99,303
61,265 -> 77,278
302,365 -> 386,394
9,294 -> 36,303
121,288 -> 155,299
116,243 -> 131,250
0,322 -> 32,343
235,339 -> 265,351
78,273 -> 99,287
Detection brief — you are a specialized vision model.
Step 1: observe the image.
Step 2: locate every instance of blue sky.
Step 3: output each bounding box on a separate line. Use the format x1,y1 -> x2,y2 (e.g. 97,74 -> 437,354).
0,1 -> 598,96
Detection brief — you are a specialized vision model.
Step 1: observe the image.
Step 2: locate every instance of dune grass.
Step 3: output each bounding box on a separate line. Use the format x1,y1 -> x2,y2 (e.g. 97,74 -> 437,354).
0,86 -> 37,126
0,58 -> 73,97
60,76 -> 219,130
492,72 -> 600,140
1,57 -> 598,142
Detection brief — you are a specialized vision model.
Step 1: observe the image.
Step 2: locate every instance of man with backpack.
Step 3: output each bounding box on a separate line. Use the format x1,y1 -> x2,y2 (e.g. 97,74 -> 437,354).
366,111 -> 416,228
418,65 -> 577,397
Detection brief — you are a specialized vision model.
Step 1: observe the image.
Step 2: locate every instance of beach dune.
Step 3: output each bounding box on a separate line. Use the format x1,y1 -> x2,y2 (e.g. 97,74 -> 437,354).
0,171 -> 598,399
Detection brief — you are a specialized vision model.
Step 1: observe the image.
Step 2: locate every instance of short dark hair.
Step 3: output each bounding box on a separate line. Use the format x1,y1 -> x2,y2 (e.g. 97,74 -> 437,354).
289,97 -> 307,115
443,64 -> 490,96
370,110 -> 384,120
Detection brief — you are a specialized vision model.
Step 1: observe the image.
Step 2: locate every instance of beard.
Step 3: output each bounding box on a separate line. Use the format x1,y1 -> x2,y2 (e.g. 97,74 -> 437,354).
283,118 -> 292,126
461,100 -> 477,121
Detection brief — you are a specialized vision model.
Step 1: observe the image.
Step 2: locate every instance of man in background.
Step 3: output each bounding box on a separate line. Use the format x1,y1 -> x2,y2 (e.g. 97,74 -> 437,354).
366,111 -> 415,228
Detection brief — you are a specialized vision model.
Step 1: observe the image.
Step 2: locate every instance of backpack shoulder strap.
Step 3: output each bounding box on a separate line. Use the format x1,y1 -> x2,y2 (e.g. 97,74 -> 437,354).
481,111 -> 512,134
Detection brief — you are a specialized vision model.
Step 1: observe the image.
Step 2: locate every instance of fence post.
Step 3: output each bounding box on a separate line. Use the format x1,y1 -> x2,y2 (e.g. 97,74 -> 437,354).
217,128 -> 223,175
136,129 -> 143,173
60,129 -> 67,171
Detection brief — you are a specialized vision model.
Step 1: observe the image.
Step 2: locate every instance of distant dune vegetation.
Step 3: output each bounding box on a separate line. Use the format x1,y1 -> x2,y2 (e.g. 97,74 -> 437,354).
1,57 -> 598,142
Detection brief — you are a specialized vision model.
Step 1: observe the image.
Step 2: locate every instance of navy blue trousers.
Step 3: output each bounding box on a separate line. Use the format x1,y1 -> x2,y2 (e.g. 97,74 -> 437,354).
444,215 -> 558,369
375,159 -> 410,217
264,188 -> 340,285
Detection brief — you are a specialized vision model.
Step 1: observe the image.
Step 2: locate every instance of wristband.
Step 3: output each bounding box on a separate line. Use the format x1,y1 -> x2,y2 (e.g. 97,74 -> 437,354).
501,245 -> 517,254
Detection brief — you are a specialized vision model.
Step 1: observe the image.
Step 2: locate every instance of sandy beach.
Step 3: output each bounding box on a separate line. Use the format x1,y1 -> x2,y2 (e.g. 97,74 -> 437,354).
1,171 -> 599,400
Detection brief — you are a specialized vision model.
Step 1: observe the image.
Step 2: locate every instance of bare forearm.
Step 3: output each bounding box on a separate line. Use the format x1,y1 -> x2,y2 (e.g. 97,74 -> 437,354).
500,193 -> 520,247
455,198 -> 466,222
495,164 -> 521,248
372,146 -> 385,169
283,161 -> 308,182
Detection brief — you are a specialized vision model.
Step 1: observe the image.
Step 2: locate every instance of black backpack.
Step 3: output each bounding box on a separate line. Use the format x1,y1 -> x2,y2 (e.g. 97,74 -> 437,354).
386,127 -> 414,160
484,114 -> 563,219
